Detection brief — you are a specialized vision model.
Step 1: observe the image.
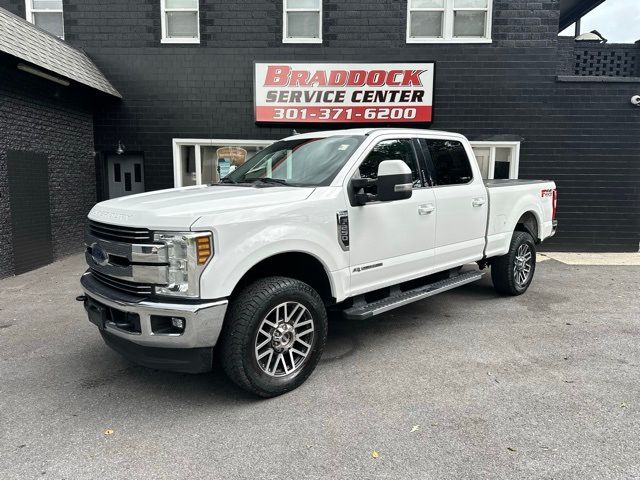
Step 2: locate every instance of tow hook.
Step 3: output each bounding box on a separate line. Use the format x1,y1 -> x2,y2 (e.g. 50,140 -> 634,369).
75,295 -> 87,302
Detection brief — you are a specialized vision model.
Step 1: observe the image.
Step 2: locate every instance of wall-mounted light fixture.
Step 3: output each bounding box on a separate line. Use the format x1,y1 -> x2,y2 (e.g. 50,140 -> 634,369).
575,30 -> 607,43
116,141 -> 125,155
17,63 -> 70,86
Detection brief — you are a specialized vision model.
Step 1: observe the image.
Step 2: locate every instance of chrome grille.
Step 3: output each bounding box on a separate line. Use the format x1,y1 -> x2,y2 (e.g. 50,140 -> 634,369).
90,269 -> 153,296
88,221 -> 152,244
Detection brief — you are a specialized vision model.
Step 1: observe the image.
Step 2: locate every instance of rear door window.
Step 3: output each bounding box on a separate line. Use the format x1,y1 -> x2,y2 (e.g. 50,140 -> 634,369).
421,139 -> 473,186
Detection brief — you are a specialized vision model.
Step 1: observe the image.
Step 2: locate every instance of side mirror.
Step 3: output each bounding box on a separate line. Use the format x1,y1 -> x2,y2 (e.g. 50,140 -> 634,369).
376,160 -> 413,202
350,178 -> 373,206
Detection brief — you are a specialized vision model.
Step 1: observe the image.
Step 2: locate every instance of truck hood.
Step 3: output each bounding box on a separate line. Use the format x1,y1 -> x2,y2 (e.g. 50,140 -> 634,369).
88,185 -> 315,229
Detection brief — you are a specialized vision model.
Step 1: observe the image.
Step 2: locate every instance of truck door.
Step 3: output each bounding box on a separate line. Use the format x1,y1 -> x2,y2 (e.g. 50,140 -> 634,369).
418,138 -> 488,270
347,137 -> 436,295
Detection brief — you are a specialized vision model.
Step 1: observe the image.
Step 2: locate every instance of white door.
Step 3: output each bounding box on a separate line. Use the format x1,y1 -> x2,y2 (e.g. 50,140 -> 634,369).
473,147 -> 491,178
348,138 -> 436,295
418,138 -> 488,270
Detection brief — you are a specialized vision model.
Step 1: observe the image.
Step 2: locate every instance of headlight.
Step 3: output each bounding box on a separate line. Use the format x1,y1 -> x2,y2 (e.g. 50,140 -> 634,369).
153,231 -> 213,297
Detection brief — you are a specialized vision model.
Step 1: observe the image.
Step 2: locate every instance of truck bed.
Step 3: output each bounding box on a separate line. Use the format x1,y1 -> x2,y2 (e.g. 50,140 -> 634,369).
483,177 -> 556,258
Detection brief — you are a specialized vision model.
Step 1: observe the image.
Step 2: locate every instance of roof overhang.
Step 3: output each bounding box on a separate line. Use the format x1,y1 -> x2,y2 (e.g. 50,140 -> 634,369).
0,7 -> 121,98
559,0 -> 607,31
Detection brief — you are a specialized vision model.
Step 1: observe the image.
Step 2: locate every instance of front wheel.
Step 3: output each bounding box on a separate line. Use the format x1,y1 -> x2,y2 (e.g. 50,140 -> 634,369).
491,231 -> 536,296
219,276 -> 328,397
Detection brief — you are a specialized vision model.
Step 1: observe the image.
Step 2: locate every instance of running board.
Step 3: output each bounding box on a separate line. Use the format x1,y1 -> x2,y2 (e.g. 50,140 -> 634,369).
343,271 -> 484,320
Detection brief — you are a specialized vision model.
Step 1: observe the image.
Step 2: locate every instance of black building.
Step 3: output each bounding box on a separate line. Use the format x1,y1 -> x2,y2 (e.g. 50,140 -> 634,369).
0,8 -> 120,278
0,0 -> 639,278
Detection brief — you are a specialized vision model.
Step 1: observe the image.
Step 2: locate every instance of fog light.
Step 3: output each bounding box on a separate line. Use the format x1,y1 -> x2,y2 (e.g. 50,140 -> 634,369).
171,317 -> 185,331
150,315 -> 186,334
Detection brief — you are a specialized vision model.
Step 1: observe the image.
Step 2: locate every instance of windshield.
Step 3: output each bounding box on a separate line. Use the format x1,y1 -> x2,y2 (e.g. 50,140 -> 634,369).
223,135 -> 364,187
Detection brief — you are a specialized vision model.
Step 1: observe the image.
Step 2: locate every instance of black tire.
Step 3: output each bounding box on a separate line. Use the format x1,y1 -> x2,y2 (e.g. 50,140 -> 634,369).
491,231 -> 537,296
219,276 -> 328,397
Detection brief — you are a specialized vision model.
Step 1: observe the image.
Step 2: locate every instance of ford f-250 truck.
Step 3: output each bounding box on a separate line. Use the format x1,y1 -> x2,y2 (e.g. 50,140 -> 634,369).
79,128 -> 557,397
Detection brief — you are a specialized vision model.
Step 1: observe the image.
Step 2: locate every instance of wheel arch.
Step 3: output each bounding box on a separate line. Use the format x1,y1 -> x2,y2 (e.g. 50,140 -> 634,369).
229,251 -> 336,304
514,210 -> 541,243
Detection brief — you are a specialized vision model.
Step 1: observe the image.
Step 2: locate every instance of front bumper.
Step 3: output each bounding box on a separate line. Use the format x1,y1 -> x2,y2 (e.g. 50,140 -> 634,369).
80,272 -> 228,373
99,331 -> 216,373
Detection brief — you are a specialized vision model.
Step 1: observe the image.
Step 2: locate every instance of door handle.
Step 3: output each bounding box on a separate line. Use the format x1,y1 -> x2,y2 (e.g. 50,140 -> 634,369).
418,204 -> 435,215
472,198 -> 486,207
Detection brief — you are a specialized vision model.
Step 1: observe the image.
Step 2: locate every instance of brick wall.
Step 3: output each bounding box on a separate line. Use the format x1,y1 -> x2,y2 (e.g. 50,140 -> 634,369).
537,79 -> 640,250
557,37 -> 640,77
2,0 -> 23,18
1,1 -> 638,251
0,0 -> 562,49
0,57 -> 96,278
28,0 -> 566,195
557,36 -> 576,75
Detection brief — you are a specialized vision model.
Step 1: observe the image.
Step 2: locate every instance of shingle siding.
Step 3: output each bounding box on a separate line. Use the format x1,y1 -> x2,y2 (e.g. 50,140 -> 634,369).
0,57 -> 96,278
1,1 -> 638,252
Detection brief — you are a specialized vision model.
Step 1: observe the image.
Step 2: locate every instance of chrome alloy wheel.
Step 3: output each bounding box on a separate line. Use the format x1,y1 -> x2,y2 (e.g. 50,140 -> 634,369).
254,302 -> 315,377
513,243 -> 533,287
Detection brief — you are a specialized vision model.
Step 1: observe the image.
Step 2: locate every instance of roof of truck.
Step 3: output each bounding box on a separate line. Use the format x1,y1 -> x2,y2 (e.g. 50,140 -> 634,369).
283,128 -> 465,140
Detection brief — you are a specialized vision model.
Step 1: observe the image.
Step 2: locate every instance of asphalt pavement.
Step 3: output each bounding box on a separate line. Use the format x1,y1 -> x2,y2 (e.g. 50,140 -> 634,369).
1,253 -> 639,479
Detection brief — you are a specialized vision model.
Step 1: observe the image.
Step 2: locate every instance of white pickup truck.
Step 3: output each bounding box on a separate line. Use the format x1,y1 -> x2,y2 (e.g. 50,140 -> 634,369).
79,128 -> 557,397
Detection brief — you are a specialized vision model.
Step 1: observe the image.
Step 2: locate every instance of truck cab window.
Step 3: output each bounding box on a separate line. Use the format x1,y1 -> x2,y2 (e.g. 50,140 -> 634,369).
357,139 -> 421,195
422,139 -> 473,186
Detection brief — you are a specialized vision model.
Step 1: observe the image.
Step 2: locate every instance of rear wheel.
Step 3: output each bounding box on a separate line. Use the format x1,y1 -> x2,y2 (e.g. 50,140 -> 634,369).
491,231 -> 536,296
220,276 -> 328,397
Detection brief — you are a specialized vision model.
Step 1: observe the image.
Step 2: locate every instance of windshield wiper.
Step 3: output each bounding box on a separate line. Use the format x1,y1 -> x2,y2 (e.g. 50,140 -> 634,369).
211,177 -> 254,187
212,177 -> 253,187
252,177 -> 290,187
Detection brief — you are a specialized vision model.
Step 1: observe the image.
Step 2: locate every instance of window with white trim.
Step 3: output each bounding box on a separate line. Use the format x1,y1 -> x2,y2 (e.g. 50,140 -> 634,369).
283,0 -> 322,44
161,0 -> 200,44
407,0 -> 492,43
172,139 -> 272,187
470,142 -> 520,179
26,0 -> 64,39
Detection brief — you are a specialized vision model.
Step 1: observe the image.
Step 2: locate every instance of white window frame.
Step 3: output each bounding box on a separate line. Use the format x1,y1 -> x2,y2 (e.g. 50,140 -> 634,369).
470,141 -> 520,179
160,0 -> 200,44
282,0 -> 323,44
172,138 -> 273,186
25,0 -> 64,39
406,0 -> 492,44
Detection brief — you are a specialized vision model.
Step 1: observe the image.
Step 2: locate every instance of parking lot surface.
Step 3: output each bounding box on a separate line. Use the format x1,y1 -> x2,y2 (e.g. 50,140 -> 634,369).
1,254 -> 639,479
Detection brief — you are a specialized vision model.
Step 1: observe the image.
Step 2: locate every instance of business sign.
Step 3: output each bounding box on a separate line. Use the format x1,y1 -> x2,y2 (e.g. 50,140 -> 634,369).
254,62 -> 434,124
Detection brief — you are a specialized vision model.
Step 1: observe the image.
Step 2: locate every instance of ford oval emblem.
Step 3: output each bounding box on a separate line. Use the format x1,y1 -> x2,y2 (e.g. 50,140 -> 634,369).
91,243 -> 110,267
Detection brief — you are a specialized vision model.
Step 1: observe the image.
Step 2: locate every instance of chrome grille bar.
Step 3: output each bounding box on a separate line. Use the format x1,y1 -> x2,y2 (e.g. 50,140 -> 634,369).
90,269 -> 153,296
88,221 -> 152,243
